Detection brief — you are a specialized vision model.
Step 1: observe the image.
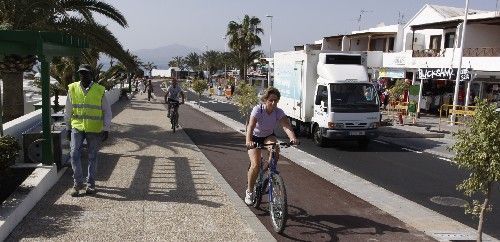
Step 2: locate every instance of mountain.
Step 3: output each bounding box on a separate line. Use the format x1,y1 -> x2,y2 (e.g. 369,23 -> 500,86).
100,44 -> 200,70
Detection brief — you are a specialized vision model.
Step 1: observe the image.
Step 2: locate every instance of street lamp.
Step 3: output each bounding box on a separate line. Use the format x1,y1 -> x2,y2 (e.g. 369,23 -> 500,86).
223,36 -> 228,81
204,45 -> 209,80
451,0 -> 470,124
266,15 -> 273,87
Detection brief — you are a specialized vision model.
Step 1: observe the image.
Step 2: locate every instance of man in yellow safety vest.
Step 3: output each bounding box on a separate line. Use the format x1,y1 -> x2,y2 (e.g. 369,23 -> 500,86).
64,64 -> 112,197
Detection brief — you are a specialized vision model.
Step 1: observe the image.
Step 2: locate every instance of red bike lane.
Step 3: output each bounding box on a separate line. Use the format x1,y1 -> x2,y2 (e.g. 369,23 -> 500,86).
178,103 -> 434,241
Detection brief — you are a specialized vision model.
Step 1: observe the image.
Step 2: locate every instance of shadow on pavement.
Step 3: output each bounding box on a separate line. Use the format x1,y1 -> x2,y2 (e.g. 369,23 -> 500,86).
280,205 -> 410,242
91,152 -> 222,208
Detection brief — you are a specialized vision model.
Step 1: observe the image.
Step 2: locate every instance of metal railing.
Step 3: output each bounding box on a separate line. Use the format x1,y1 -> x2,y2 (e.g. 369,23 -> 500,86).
438,104 -> 476,130
463,47 -> 500,57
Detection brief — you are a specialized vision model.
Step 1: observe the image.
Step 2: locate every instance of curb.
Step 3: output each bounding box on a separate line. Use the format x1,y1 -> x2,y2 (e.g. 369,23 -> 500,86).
0,165 -> 66,241
376,136 -> 455,160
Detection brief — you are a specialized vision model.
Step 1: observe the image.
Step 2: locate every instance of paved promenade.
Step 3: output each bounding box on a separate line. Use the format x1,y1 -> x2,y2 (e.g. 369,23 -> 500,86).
7,94 -> 268,241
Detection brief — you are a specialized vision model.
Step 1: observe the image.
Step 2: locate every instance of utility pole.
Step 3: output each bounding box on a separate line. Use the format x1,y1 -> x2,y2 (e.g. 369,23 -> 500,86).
266,15 -> 273,87
451,0 -> 470,124
223,36 -> 227,81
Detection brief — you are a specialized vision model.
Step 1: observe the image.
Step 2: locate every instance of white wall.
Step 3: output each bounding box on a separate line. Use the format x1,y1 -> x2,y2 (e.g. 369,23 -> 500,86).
366,51 -> 383,68
349,38 -> 369,51
464,24 -> 500,48
151,69 -> 170,77
322,38 -> 342,51
402,5 -> 446,51
4,87 -> 122,140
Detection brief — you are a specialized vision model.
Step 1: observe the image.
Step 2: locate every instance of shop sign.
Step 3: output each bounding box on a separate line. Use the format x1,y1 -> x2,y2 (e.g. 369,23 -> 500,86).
379,68 -> 405,78
393,56 -> 406,66
418,68 -> 471,81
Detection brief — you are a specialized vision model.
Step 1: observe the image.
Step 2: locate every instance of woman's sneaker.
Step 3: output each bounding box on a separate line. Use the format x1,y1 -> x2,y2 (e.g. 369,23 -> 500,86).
244,189 -> 253,205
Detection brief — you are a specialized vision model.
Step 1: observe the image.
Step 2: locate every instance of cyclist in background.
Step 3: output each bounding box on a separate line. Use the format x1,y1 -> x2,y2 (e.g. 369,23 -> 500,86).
244,87 -> 299,205
165,78 -> 185,118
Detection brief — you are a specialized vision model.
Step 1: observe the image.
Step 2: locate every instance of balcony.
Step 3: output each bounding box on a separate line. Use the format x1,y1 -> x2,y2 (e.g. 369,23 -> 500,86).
412,49 -> 445,57
463,47 -> 500,57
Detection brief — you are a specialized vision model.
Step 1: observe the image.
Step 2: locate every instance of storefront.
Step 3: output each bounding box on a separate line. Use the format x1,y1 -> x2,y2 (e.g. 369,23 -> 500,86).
416,68 -> 471,114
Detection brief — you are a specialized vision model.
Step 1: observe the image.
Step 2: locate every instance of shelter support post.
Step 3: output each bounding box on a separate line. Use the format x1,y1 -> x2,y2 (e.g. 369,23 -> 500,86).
41,56 -> 54,165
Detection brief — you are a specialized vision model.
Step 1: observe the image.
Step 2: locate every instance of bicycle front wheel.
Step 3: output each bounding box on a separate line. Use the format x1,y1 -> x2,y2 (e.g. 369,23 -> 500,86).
269,173 -> 287,233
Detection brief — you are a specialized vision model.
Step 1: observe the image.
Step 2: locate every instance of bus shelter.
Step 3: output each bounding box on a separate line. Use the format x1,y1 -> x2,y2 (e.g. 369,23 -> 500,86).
0,30 -> 88,165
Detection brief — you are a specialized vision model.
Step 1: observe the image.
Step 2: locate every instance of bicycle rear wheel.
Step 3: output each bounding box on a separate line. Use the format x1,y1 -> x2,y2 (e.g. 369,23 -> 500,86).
171,112 -> 177,132
269,173 -> 288,233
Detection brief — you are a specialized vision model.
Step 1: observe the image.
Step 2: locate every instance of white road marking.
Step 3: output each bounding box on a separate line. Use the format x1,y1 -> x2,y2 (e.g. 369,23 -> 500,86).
438,157 -> 452,162
373,139 -> 389,145
401,147 -> 423,154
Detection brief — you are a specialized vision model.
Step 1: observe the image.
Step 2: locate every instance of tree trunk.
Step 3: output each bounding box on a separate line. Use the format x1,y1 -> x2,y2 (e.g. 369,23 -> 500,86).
477,182 -> 492,242
1,72 -> 24,122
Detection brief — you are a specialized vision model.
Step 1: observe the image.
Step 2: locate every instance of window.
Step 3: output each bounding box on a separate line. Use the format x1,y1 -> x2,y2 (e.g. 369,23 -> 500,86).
388,37 -> 395,52
325,55 -> 361,65
315,85 -> 328,106
444,32 -> 456,48
329,83 -> 380,112
429,35 -> 442,49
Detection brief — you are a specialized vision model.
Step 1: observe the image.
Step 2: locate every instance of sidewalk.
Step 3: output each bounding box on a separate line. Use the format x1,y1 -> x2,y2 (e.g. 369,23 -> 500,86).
378,113 -> 465,159
6,94 -> 271,241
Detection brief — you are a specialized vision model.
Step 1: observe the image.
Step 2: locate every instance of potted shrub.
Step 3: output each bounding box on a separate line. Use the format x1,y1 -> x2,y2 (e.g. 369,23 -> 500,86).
0,135 -> 21,173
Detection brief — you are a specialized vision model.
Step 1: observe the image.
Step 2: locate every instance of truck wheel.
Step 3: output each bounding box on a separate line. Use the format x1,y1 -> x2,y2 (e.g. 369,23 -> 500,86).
313,125 -> 327,147
358,139 -> 370,149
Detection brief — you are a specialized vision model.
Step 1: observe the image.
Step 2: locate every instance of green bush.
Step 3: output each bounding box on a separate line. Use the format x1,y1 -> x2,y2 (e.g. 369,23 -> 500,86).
235,82 -> 259,126
0,136 -> 21,171
192,79 -> 208,98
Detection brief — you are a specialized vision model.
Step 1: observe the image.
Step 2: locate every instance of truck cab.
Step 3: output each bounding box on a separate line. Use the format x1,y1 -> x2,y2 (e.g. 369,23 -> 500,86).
311,54 -> 380,147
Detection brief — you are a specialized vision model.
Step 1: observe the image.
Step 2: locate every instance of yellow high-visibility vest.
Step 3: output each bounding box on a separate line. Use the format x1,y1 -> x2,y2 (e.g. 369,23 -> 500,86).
68,82 -> 105,133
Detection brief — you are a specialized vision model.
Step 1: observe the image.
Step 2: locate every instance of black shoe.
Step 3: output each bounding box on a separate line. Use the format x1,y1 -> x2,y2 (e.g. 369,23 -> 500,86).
85,186 -> 96,195
70,184 -> 85,197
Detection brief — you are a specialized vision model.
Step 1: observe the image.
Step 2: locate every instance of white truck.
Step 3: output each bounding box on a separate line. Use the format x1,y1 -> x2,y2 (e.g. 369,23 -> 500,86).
273,49 -> 380,147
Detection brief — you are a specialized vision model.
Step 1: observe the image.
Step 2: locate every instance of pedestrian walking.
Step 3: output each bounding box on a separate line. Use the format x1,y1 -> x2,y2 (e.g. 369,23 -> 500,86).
147,79 -> 154,101
138,81 -> 145,95
64,64 -> 111,197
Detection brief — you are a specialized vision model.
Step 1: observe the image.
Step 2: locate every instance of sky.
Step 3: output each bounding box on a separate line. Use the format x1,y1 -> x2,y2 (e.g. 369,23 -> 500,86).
96,0 -> 499,55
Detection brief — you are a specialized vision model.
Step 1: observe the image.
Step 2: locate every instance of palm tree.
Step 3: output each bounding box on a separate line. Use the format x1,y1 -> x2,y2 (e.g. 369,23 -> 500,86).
0,0 -> 133,121
142,61 -> 157,77
226,15 -> 264,81
201,50 -> 223,75
184,52 -> 200,72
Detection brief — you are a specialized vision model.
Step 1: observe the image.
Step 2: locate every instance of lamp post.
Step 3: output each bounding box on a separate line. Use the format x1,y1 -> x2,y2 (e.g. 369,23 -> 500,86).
204,45 -> 209,80
451,0 -> 470,124
266,15 -> 273,87
223,36 -> 227,81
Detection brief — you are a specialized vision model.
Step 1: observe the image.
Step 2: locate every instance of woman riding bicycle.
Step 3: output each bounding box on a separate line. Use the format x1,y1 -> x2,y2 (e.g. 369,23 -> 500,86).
165,78 -> 185,118
245,87 -> 299,205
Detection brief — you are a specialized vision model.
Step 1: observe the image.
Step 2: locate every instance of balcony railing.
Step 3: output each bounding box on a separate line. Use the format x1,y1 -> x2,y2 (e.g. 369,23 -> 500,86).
412,49 -> 445,57
463,47 -> 500,57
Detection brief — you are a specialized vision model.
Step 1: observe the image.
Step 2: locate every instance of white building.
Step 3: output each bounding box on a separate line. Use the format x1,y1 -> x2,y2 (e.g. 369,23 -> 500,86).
383,4 -> 500,112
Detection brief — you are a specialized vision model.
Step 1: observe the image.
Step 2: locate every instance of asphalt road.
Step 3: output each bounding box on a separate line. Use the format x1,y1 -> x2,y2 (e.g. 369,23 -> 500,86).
177,87 -> 500,240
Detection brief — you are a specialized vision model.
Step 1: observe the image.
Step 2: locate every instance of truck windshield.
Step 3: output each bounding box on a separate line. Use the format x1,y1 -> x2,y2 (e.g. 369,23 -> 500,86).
330,83 -> 379,112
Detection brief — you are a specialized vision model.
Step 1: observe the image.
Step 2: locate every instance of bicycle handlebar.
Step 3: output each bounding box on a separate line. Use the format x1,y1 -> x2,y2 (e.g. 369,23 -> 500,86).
252,141 -> 299,149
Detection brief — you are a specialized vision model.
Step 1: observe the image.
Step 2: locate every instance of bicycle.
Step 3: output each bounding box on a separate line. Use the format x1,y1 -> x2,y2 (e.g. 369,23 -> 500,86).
251,142 -> 293,233
168,100 -> 181,132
